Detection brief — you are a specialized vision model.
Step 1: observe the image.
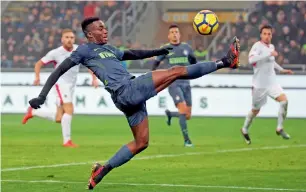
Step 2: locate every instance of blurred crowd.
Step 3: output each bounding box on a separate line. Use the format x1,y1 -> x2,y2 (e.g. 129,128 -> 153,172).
1,1 -> 130,68
1,1 -> 306,70
226,1 -> 306,66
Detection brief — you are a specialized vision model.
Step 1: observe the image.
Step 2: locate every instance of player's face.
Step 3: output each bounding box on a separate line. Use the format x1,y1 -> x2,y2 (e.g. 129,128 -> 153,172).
168,27 -> 181,44
87,20 -> 108,44
260,28 -> 272,44
61,32 -> 75,49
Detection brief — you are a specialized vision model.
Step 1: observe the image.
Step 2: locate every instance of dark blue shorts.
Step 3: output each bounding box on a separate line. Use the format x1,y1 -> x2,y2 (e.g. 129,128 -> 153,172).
111,72 -> 157,127
168,83 -> 192,106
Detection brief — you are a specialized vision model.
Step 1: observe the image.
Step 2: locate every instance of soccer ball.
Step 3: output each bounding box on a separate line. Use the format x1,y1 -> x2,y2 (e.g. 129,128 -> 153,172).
193,10 -> 219,35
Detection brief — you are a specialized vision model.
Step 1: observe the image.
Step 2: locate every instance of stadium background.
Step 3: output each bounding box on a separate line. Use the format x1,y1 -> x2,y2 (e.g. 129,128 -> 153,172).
1,1 -> 306,192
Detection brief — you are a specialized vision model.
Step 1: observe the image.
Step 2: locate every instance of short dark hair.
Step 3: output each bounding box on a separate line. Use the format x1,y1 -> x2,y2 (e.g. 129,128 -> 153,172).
260,24 -> 272,33
169,24 -> 179,30
81,17 -> 100,37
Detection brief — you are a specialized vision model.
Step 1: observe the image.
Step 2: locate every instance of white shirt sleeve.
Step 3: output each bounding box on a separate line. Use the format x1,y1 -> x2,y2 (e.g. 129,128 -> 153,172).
248,43 -> 271,64
41,50 -> 56,64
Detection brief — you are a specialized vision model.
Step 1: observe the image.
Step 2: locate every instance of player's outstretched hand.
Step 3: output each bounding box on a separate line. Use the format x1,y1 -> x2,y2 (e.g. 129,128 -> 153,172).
159,47 -> 173,55
29,96 -> 46,109
280,69 -> 294,75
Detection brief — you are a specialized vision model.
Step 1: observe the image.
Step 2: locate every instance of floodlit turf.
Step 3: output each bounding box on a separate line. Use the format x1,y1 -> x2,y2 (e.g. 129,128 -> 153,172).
1,114 -> 306,192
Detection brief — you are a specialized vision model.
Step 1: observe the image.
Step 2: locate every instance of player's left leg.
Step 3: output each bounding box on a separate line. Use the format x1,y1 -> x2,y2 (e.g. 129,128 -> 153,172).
57,84 -> 78,147
87,105 -> 149,190
273,88 -> 290,139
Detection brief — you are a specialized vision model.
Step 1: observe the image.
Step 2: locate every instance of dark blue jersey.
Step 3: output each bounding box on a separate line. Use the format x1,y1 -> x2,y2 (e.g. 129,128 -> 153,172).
155,42 -> 197,84
70,43 -> 134,92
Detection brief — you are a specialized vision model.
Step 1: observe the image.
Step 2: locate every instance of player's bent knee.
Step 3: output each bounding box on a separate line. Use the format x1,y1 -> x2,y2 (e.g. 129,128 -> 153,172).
276,94 -> 288,102
252,109 -> 260,115
136,139 -> 149,152
186,112 -> 191,120
63,103 -> 74,115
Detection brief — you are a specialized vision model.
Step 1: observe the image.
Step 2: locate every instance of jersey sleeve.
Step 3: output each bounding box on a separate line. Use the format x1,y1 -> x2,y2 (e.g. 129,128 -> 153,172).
41,50 -> 56,65
70,45 -> 88,64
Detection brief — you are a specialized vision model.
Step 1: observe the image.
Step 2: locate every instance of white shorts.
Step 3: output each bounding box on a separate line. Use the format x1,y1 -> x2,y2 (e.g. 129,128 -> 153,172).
53,83 -> 75,106
252,85 -> 284,109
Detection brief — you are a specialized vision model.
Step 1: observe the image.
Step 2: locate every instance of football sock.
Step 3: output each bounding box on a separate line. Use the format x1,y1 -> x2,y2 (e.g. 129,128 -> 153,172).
61,113 -> 72,144
180,61 -> 218,80
277,101 -> 288,130
32,108 -> 56,121
108,145 -> 134,168
242,111 -> 256,133
179,114 -> 190,142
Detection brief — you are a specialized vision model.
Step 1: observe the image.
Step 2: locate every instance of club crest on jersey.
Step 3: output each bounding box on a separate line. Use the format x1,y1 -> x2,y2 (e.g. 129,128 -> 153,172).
183,49 -> 189,56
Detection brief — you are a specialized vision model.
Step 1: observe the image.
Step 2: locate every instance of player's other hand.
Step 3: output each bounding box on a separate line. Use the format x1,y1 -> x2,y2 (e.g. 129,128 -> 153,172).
33,78 -> 40,85
92,79 -> 99,88
29,96 -> 46,109
271,50 -> 278,57
280,69 -> 294,75
159,47 -> 173,55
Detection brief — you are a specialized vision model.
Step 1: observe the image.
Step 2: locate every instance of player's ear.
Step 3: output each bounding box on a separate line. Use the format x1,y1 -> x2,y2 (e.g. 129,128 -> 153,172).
87,31 -> 93,38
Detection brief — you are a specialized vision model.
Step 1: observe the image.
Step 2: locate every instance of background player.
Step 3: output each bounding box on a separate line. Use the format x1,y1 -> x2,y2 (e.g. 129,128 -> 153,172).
241,25 -> 293,145
22,29 -> 99,147
152,24 -> 197,147
28,17 -> 240,190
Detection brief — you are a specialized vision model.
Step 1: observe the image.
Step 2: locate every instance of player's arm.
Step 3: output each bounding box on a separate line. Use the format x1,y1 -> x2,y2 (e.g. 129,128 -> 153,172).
121,47 -> 172,60
34,50 -> 56,85
274,62 -> 294,74
151,55 -> 166,70
33,60 -> 44,85
88,69 -> 99,88
248,44 -> 272,64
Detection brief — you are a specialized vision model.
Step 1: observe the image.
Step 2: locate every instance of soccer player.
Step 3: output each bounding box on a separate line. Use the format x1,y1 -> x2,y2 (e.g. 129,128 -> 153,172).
241,25 -> 293,145
28,17 -> 240,190
152,24 -> 197,147
22,29 -> 99,147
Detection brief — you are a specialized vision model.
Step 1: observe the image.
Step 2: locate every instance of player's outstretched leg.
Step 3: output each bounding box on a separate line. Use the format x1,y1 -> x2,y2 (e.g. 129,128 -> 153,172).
241,109 -> 259,145
275,94 -> 290,139
22,106 -> 57,124
151,37 -> 240,93
87,118 -> 149,190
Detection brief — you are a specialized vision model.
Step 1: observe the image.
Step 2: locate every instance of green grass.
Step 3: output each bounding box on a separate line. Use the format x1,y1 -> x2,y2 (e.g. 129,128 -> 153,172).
1,114 -> 306,192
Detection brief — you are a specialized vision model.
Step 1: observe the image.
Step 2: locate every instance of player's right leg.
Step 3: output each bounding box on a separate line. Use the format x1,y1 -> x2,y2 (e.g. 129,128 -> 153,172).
87,104 -> 149,190
241,87 -> 267,145
152,37 -> 240,93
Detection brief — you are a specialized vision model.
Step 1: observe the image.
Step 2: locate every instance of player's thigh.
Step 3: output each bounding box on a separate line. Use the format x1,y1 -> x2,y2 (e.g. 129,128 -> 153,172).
122,72 -> 157,106
268,85 -> 287,102
168,85 -> 185,107
152,66 -> 187,92
56,84 -> 74,115
252,88 -> 268,110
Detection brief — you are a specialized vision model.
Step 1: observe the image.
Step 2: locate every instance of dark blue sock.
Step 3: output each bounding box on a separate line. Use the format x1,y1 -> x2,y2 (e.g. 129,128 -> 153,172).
181,61 -> 217,80
108,145 -> 134,168
179,114 -> 190,142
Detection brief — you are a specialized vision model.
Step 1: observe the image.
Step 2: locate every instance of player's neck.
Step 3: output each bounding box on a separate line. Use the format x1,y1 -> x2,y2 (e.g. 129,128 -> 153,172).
63,46 -> 73,52
260,40 -> 270,47
170,41 -> 180,46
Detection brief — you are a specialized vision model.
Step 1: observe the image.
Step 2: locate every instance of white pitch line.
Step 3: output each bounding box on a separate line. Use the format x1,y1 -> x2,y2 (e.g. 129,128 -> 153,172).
1,180 -> 306,192
2,144 -> 306,172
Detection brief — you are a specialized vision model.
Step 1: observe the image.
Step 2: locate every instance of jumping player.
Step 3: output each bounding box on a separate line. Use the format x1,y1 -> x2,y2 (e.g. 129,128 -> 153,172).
28,17 -> 240,190
241,25 -> 293,145
152,24 -> 197,147
22,29 -> 99,147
